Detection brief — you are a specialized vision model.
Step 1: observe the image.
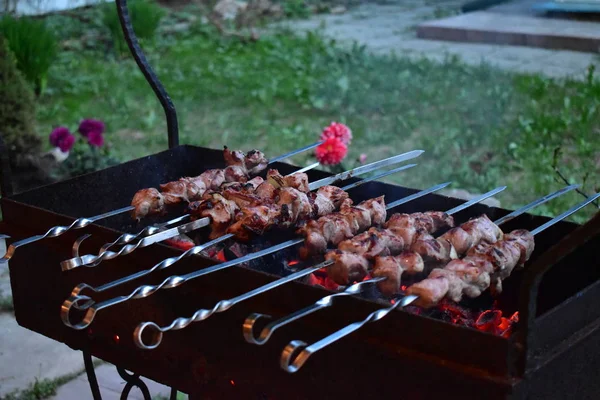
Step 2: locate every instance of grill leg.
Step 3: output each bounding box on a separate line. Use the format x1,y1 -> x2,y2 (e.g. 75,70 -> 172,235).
117,367 -> 152,400
83,350 -> 179,399
83,350 -> 103,400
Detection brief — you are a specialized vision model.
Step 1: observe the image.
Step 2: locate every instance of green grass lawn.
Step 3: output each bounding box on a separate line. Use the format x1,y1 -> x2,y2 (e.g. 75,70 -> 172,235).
36,6 -> 599,222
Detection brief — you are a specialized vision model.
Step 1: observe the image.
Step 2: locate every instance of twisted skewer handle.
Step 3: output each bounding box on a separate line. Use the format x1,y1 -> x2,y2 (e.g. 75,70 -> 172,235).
280,295 -> 417,373
72,214 -> 190,258
62,237 -> 305,329
134,260 -> 334,349
61,217 -> 209,271
243,277 -> 385,345
1,206 -> 133,262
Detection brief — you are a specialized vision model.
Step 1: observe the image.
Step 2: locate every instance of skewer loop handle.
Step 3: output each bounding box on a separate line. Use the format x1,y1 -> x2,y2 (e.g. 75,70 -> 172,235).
134,322 -> 164,350
60,295 -> 98,330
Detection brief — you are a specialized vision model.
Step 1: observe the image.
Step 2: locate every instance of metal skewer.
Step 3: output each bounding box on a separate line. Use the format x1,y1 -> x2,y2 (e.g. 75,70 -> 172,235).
131,185 -> 504,349
60,150 -> 423,270
61,180 -> 447,330
63,162 -> 322,270
242,184 -> 578,345
243,278 -> 385,345
1,142 -> 324,262
0,206 -> 133,263
279,192 -> 600,373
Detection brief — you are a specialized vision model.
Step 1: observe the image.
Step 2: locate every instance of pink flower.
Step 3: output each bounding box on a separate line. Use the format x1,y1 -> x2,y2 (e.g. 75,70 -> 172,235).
315,137 -> 347,165
49,126 -> 75,152
359,153 -> 367,164
320,122 -> 352,145
78,119 -> 105,137
87,131 -> 104,147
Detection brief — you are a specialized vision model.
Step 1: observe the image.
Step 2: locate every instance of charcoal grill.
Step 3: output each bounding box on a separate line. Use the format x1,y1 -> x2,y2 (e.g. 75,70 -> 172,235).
2,1 -> 600,399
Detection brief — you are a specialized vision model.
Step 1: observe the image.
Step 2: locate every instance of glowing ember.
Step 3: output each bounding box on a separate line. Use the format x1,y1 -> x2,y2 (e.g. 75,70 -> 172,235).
288,260 -> 300,266
475,310 -> 519,338
215,250 -> 226,262
307,272 -> 340,291
230,380 -> 235,386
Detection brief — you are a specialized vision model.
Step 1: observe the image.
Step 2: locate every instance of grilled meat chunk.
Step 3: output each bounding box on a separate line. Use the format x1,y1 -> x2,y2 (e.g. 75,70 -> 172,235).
131,188 -> 164,220
409,232 -> 457,264
131,147 -> 266,219
226,185 -> 349,241
372,252 -> 424,296
407,230 -> 534,308
327,228 -> 404,284
440,214 -> 503,255
266,169 -> 310,192
297,196 -> 386,259
188,193 -> 240,240
227,204 -> 281,241
277,188 -> 314,228
326,211 -> 455,286
223,147 -> 268,182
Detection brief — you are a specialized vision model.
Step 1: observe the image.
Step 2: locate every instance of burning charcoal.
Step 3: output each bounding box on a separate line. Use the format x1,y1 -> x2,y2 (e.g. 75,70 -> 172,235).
474,310 -> 503,332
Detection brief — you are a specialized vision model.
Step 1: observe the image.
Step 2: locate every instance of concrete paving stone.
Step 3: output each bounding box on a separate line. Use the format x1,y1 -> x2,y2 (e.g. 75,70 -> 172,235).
49,364 -> 175,400
538,49 -> 600,70
491,45 -> 561,63
0,314 -> 85,397
417,11 -> 600,53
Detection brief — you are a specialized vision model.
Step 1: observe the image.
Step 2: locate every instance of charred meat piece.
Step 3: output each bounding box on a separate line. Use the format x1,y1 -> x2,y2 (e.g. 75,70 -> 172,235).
223,147 -> 268,182
406,230 -> 534,308
440,214 -> 503,255
189,193 -> 240,240
267,169 -> 310,192
131,188 -> 165,220
227,204 -> 281,241
277,188 -> 314,228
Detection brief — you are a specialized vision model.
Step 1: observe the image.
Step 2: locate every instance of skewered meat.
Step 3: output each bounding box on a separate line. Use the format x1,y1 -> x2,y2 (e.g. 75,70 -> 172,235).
326,212 -> 456,285
406,230 -> 534,308
159,170 -> 226,205
372,215 -> 504,296
188,193 -> 240,240
440,214 -> 503,255
326,228 -> 404,283
223,147 -> 268,182
372,253 -> 425,296
228,186 -> 350,241
131,188 -> 164,220
131,148 -> 267,219
266,169 -> 310,192
297,196 -> 387,259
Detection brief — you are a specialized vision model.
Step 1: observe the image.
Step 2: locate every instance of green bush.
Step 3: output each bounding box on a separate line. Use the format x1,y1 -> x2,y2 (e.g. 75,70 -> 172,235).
101,0 -> 165,56
0,15 -> 57,95
0,35 -> 52,193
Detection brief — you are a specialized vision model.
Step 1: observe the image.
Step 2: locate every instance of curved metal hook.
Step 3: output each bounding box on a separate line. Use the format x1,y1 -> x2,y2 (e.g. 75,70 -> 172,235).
115,0 -> 178,148
243,277 -> 385,345
280,295 -> 418,373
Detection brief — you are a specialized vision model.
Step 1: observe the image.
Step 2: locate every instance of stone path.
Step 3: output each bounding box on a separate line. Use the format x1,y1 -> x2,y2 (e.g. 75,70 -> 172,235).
49,365 -> 174,400
0,238 -> 174,399
277,1 -> 599,78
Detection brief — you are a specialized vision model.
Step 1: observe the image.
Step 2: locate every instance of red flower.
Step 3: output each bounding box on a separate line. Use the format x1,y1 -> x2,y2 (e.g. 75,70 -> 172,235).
49,126 -> 76,152
87,131 -> 104,147
315,137 -> 347,165
78,119 -> 105,137
320,122 -> 352,145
